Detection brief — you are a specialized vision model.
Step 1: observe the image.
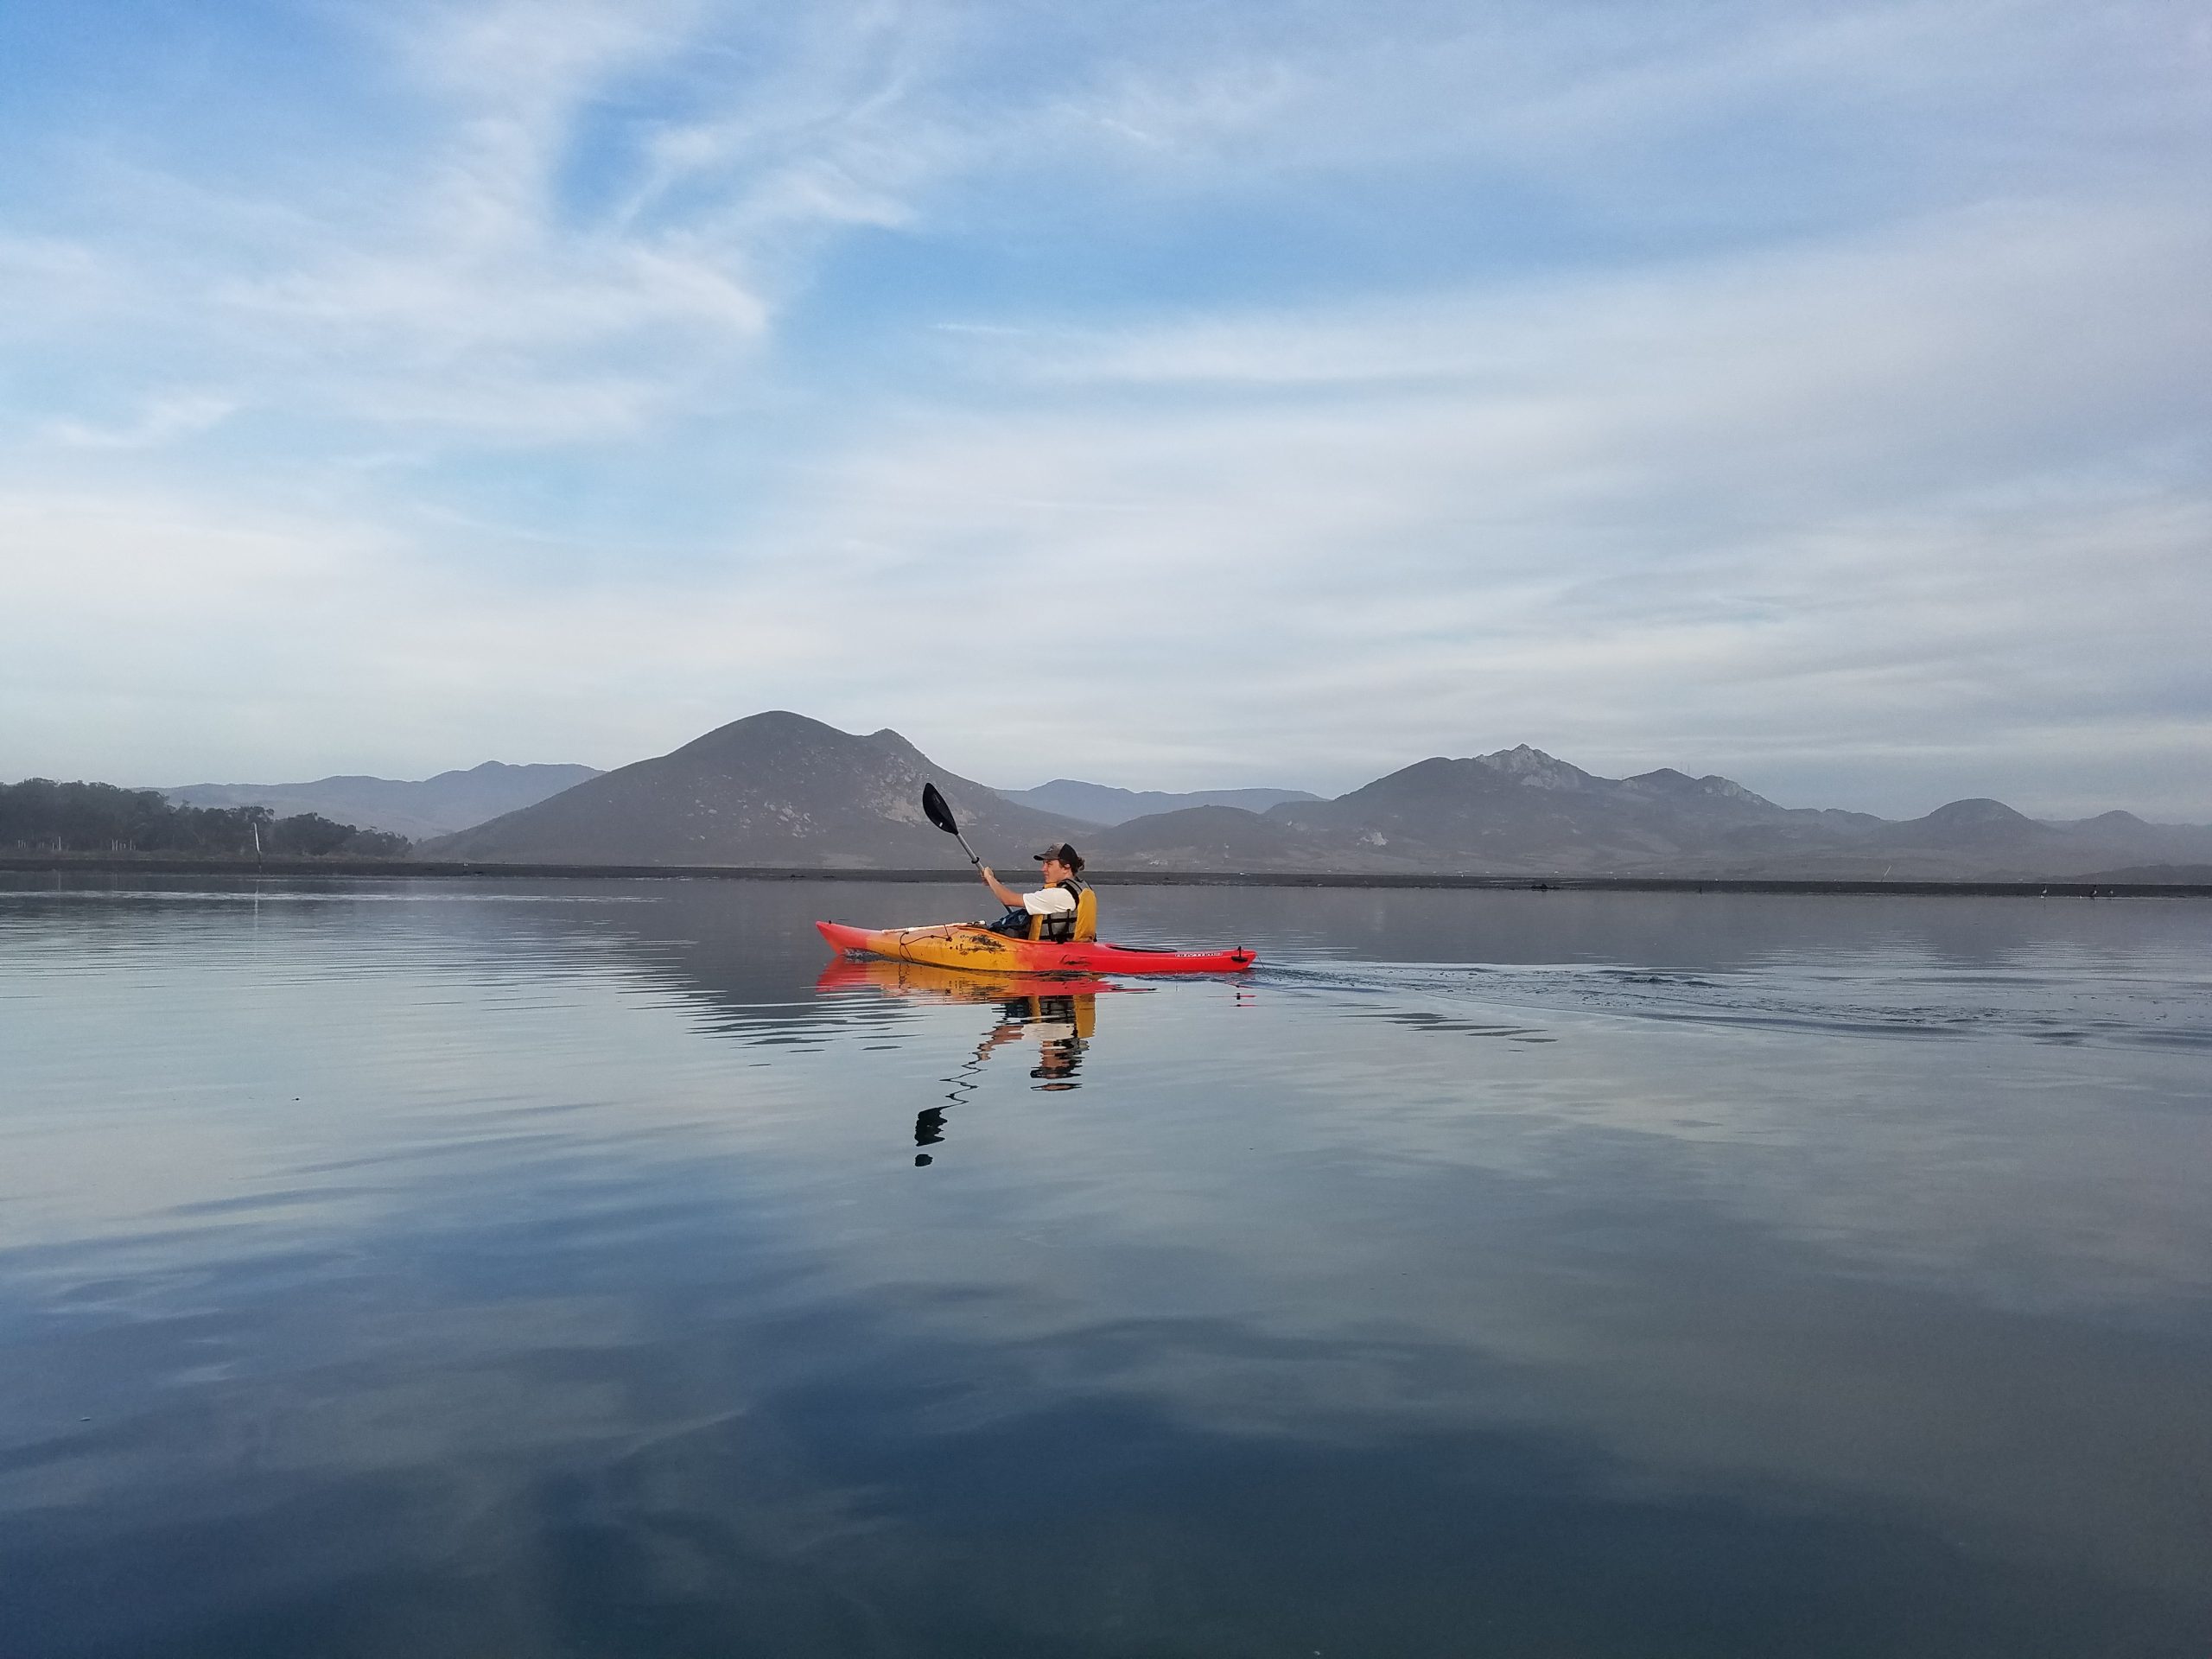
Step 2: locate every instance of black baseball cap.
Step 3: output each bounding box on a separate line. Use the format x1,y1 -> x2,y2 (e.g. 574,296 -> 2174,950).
1033,843 -> 1084,874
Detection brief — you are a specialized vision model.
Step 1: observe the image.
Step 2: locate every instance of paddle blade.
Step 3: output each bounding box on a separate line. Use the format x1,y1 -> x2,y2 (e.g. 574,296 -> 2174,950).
921,781 -> 960,836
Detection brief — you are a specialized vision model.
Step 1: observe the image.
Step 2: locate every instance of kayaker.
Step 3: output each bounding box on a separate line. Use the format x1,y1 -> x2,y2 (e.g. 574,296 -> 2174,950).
979,843 -> 1086,941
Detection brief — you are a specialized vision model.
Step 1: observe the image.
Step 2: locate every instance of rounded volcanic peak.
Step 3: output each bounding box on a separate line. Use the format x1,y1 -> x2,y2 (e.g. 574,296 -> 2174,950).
427,710 -> 1090,867
1923,798 -> 2036,827
1471,744 -> 1597,790
671,709 -> 867,767
1335,754 -> 1506,806
1339,746 -> 1604,814
1889,797 -> 2052,848
864,727 -> 931,763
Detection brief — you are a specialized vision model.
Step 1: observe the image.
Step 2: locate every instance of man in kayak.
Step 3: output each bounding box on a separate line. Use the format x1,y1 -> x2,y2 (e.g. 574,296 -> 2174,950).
979,843 -> 1086,941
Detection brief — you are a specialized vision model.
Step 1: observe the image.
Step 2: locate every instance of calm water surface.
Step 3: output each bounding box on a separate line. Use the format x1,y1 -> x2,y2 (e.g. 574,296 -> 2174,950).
2,876 -> 2208,1657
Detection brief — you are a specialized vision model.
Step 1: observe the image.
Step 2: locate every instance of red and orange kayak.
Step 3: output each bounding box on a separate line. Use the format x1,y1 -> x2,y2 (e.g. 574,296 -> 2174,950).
815,919 -> 1255,976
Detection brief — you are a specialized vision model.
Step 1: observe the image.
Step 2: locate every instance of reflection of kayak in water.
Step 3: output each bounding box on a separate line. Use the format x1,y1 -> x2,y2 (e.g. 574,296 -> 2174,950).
814,956 -> 1129,1003
814,920 -> 1255,976
821,957 -> 1106,1154
816,957 -> 1112,1048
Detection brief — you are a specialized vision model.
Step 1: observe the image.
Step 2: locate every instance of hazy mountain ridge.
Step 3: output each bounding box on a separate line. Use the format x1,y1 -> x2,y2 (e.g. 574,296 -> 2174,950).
414,721 -> 2212,880
1090,745 -> 2212,879
995,779 -> 1322,825
164,762 -> 601,842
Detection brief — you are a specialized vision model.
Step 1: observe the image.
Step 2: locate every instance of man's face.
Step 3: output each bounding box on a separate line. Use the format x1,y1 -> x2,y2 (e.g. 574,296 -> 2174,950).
1039,857 -> 1069,882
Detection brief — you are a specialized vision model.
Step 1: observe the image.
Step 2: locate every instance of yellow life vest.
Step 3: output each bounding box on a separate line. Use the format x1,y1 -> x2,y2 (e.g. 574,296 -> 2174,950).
1025,880 -> 1096,944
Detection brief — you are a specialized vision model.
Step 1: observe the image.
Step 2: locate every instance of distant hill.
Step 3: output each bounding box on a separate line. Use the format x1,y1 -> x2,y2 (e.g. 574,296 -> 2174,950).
423,712 -> 1091,868
165,762 -> 600,842
1085,805 -> 1337,870
2074,864 -> 2212,886
996,779 -> 1321,826
1090,744 -> 2212,880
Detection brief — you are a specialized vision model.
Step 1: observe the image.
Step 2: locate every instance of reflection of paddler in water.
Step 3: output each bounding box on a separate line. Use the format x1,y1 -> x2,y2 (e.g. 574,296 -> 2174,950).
976,988 -> 1094,1089
814,957 -> 1112,1164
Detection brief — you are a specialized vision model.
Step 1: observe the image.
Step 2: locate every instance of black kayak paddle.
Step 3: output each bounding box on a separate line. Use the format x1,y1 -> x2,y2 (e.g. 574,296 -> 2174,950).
921,782 -> 982,867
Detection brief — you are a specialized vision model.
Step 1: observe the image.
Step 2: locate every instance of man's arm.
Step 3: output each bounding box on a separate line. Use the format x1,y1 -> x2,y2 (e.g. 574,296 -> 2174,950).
980,866 -> 1021,908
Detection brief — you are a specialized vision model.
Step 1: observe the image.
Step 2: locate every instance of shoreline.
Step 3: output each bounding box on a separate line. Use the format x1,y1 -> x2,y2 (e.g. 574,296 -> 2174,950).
1,854 -> 2205,898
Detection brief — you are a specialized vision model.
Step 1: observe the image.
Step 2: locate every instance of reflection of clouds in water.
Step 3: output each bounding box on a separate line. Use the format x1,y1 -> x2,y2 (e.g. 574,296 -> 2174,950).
794,954 -> 2212,1600
4,876 -> 2210,1647
825,1116 -> 2212,1607
10,1144 -> 2204,1651
1001,969 -> 2212,1320
0,891 -> 853,1251
951,1182 -> 2212,1591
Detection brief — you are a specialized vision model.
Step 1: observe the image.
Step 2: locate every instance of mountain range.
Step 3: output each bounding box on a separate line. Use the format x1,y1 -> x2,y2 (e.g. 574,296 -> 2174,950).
164,762 -> 600,842
995,780 -> 1321,825
1085,747 -> 2212,878
419,713 -> 2212,880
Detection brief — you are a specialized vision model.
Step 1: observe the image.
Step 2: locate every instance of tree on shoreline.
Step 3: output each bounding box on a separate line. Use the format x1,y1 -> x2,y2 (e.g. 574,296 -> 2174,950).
0,779 -> 410,857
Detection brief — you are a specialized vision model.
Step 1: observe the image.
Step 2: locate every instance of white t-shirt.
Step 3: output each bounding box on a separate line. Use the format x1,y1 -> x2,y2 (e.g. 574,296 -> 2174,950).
1021,885 -> 1078,917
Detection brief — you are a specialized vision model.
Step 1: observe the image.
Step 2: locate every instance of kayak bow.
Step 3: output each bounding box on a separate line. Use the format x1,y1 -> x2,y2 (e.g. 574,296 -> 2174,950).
816,919 -> 1255,976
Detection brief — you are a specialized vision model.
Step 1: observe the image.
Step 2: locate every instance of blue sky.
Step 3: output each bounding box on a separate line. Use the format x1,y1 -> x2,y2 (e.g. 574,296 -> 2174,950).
3,0 -> 2207,817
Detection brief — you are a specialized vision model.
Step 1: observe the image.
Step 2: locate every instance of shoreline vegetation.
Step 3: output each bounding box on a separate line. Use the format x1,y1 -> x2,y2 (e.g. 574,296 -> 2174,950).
1,779 -> 410,859
2,852 -> 2204,898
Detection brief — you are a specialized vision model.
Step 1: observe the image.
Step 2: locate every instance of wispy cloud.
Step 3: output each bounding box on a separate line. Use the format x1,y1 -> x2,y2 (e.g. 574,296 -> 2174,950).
0,0 -> 2205,813
46,392 -> 239,450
